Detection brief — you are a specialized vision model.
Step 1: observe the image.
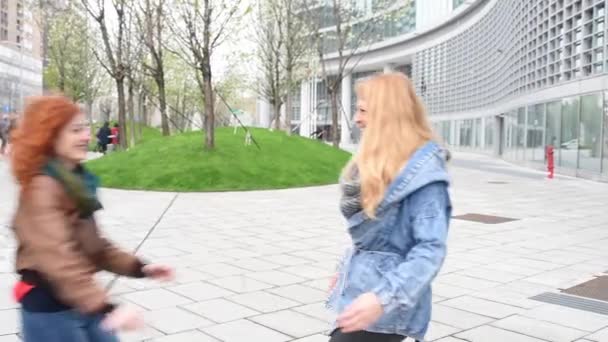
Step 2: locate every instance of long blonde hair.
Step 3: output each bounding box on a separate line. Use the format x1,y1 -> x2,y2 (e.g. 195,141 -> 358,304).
343,72 -> 434,217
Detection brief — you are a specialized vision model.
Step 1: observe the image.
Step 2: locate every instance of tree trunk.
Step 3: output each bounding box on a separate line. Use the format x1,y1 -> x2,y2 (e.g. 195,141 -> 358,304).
127,79 -> 136,147
203,72 -> 214,149
136,90 -> 143,139
273,102 -> 282,130
85,100 -> 94,126
330,87 -> 339,148
116,77 -> 128,149
285,68 -> 293,135
142,92 -> 149,126
202,0 -> 214,150
157,74 -> 170,136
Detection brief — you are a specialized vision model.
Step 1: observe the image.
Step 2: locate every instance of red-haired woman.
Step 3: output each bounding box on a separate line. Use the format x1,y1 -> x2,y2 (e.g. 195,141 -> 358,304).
10,96 -> 175,342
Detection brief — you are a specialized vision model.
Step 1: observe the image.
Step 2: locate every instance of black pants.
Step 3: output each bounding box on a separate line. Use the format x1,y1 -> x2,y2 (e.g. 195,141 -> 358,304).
329,330 -> 408,342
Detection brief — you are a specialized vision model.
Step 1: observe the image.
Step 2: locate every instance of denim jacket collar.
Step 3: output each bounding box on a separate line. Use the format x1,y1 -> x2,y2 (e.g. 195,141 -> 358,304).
346,141 -> 449,228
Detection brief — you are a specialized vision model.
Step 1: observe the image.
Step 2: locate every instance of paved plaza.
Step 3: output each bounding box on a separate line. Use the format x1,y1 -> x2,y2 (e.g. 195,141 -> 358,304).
2,153 -> 608,341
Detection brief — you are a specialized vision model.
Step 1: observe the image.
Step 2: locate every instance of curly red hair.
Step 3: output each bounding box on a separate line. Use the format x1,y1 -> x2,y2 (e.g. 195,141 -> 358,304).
11,96 -> 80,188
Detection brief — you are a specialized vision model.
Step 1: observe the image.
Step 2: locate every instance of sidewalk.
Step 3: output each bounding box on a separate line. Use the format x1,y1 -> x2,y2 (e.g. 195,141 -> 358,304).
1,152 -> 608,341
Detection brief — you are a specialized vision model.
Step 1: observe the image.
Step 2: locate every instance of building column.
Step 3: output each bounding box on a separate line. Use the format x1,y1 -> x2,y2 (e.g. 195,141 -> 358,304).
257,98 -> 271,128
341,73 -> 352,146
299,80 -> 311,138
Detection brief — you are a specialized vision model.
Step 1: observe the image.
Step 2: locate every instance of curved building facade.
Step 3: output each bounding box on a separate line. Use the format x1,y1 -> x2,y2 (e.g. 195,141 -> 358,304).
295,0 -> 608,181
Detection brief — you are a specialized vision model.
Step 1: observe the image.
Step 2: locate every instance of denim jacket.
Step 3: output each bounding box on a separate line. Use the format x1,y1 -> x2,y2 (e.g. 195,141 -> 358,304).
327,141 -> 451,341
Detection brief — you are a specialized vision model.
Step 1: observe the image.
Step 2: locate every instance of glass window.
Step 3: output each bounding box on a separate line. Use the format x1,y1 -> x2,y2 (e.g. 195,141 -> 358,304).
516,107 -> 526,160
459,120 -> 473,147
485,117 -> 494,152
603,92 -> 608,174
527,104 -> 546,162
560,97 -> 580,169
505,111 -> 518,160
474,118 -> 482,148
579,94 -> 603,172
546,101 -> 562,166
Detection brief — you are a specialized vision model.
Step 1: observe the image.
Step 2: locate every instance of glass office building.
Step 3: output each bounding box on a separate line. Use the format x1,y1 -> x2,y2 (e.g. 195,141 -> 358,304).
289,0 -> 608,180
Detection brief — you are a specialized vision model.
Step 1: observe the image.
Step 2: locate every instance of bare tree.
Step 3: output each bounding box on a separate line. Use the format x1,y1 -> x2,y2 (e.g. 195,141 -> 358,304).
98,96 -> 114,122
302,0 -> 395,147
255,0 -> 284,130
274,0 -> 308,135
169,0 -> 246,150
26,0 -> 67,66
81,0 -> 130,149
135,0 -> 170,136
255,0 -> 307,133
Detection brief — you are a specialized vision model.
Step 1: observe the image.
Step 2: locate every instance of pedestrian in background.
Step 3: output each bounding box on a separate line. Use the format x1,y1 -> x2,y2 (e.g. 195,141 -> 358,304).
96,121 -> 111,154
110,123 -> 120,149
10,96 -> 175,342
0,113 -> 9,155
326,73 -> 451,342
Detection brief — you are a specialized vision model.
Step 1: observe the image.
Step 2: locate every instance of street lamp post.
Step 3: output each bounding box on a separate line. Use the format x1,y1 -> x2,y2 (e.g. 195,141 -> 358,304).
0,40 -> 24,113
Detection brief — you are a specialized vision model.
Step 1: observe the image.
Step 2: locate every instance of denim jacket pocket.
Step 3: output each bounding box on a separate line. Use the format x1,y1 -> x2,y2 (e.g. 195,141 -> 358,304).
345,250 -> 403,296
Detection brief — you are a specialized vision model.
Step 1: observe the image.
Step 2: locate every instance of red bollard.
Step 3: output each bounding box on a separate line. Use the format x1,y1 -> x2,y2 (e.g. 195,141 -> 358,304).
546,145 -> 555,179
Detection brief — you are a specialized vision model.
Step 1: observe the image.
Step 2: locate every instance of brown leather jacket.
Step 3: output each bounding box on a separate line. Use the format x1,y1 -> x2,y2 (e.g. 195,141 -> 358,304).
12,175 -> 145,314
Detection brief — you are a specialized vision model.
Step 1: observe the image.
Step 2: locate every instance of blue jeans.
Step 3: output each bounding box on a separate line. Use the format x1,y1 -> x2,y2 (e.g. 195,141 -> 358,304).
21,309 -> 120,342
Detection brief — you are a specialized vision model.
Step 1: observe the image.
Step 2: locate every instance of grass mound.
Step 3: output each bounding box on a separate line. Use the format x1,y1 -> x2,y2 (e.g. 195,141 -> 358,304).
87,127 -> 352,191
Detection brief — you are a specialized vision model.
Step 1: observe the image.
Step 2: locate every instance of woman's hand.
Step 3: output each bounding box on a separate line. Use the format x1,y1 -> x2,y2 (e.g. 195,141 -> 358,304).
142,264 -> 175,282
337,292 -> 384,333
101,304 -> 144,332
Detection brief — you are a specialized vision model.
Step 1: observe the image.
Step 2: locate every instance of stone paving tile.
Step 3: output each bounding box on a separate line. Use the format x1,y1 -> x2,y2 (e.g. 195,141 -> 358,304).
425,321 -> 461,341
143,307 -> 214,334
292,334 -> 329,342
469,287 -> 545,309
435,274 -> 502,291
227,258 -> 281,272
431,283 -> 472,298
258,254 -> 316,267
121,289 -> 193,310
267,284 -> 329,304
293,302 -> 335,322
147,330 -> 219,342
492,315 -> 588,342
182,298 -> 259,323
457,267 -> 526,283
433,338 -> 468,342
431,304 -> 494,329
202,319 -> 291,342
118,325 -> 165,342
192,263 -> 250,277
586,327 -> 608,341
167,281 -> 236,302
440,296 -> 523,319
456,325 -> 546,342
0,310 -> 20,335
280,265 -> 336,279
520,304 -> 608,332
228,291 -> 300,313
206,275 -> 274,293
249,310 -> 330,338
0,335 -> 21,342
246,270 -> 308,286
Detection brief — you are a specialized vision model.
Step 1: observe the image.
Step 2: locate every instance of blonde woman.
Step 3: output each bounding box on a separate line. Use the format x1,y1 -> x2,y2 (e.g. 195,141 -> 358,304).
327,73 -> 451,342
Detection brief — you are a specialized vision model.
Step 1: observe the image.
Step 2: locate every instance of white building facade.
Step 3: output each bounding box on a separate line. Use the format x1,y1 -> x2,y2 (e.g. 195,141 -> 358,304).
285,0 -> 608,181
0,44 -> 43,113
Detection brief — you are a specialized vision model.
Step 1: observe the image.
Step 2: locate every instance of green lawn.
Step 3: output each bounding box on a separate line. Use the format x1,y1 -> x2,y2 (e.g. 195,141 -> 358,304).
87,127 -> 352,191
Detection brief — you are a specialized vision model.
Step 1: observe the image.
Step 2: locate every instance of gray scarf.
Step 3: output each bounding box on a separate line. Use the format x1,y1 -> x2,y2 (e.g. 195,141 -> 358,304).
340,165 -> 362,219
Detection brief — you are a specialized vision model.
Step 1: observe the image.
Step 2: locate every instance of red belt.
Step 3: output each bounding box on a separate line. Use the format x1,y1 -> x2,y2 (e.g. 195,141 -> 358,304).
13,281 -> 34,302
